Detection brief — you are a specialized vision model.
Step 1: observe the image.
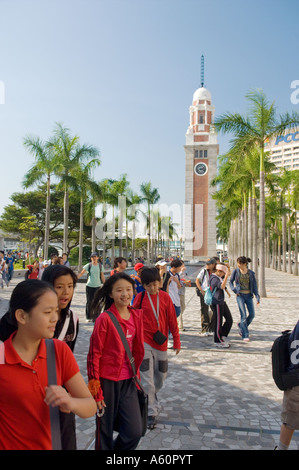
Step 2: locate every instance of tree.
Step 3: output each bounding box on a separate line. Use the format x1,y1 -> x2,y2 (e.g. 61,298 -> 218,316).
23,135 -> 56,258
72,159 -> 101,270
214,89 -> 299,296
49,122 -> 100,253
140,182 -> 160,262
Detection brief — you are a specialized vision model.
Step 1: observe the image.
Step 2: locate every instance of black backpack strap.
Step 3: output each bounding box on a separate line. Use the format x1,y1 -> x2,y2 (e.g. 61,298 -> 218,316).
139,290 -> 145,309
45,339 -> 62,450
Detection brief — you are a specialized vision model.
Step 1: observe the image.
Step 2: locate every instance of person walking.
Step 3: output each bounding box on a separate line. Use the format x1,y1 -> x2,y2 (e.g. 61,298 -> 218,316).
276,319 -> 299,450
195,258 -> 216,336
168,259 -> 184,319
87,273 -> 144,450
229,256 -> 260,342
209,264 -> 233,348
155,260 -> 170,292
0,280 -> 96,450
78,252 -> 105,321
110,257 -> 127,276
133,267 -> 181,429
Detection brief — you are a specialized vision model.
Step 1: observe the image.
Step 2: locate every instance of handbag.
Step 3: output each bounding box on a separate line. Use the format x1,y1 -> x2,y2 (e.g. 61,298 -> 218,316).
45,339 -> 62,450
106,311 -> 148,436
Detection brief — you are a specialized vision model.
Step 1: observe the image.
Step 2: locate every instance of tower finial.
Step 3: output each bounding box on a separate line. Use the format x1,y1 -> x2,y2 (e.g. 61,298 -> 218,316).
201,54 -> 204,88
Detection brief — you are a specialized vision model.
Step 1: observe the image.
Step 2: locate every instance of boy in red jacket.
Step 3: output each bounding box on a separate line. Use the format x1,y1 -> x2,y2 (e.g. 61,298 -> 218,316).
133,267 -> 181,429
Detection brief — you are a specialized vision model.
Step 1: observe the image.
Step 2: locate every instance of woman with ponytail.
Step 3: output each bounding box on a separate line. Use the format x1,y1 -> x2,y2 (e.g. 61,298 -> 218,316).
229,256 -> 260,342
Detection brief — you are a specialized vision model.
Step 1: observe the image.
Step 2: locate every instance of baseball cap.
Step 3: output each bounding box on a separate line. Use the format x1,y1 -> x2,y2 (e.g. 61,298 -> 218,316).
206,258 -> 216,265
91,252 -> 99,257
134,262 -> 144,271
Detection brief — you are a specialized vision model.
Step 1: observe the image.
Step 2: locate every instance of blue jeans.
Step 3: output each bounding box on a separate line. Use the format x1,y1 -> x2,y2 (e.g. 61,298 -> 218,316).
236,293 -> 255,339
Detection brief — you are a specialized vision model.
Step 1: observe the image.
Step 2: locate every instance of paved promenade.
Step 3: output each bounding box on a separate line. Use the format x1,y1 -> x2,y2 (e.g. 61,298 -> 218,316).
1,267 -> 299,451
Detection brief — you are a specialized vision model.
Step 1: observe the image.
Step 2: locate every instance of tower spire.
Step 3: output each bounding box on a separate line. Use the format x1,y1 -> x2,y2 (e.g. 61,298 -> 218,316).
201,54 -> 204,88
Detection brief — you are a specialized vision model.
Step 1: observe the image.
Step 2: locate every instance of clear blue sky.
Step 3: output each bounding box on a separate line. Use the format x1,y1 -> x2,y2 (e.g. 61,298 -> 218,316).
0,0 -> 298,221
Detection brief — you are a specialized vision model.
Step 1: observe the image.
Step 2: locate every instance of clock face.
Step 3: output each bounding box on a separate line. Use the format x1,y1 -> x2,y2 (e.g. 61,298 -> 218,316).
194,162 -> 208,176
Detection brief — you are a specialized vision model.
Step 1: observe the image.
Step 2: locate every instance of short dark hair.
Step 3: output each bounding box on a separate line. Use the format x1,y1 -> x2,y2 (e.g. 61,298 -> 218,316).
170,259 -> 183,268
113,257 -> 127,269
140,267 -> 160,286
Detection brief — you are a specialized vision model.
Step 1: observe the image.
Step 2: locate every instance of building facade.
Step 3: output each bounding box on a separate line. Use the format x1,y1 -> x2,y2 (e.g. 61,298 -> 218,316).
184,86 -> 218,261
265,129 -> 299,173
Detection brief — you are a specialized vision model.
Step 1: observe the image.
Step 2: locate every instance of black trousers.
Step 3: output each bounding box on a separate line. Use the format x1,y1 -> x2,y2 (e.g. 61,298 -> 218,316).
86,286 -> 98,320
95,378 -> 143,450
211,302 -> 233,343
197,290 -> 213,333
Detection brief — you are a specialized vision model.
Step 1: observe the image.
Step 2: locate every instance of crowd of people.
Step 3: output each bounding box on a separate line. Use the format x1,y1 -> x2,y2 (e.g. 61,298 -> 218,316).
0,251 -> 298,451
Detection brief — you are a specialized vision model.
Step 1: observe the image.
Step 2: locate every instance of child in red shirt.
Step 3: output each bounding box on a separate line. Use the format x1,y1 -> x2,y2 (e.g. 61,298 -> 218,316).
87,272 -> 144,450
133,267 -> 181,429
0,280 -> 96,450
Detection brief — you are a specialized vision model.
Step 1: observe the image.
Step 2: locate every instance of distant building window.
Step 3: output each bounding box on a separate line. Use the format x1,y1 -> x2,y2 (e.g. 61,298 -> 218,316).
194,149 -> 208,159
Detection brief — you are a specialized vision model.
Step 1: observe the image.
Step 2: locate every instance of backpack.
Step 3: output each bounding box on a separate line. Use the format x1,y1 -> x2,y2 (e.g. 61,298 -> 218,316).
87,261 -> 102,279
25,267 -> 32,280
204,287 -> 217,306
271,330 -> 299,391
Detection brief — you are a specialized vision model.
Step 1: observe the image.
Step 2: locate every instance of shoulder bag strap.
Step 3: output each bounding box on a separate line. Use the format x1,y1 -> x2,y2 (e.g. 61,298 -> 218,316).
105,311 -> 145,391
0,341 -> 4,364
45,339 -> 62,450
57,315 -> 70,341
106,311 -> 137,376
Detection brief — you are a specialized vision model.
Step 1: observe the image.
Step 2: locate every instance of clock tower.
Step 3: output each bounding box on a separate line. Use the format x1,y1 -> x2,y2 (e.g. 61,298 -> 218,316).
184,77 -> 218,261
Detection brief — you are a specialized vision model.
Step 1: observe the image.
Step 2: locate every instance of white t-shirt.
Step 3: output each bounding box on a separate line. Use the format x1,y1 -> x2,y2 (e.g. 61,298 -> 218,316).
168,271 -> 181,307
196,268 -> 211,291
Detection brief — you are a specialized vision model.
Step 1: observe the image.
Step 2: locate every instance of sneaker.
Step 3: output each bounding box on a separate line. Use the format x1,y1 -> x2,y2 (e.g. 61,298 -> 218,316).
214,341 -> 230,348
199,332 -> 209,337
222,336 -> 230,344
147,415 -> 157,430
243,338 -> 250,342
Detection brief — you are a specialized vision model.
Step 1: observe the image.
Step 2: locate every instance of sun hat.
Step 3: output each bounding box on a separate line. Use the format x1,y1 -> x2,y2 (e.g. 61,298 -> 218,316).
155,260 -> 167,266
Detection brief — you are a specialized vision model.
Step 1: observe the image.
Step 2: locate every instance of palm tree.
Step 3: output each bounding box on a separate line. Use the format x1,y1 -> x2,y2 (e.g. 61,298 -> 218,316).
214,89 -> 299,296
49,123 -> 100,253
111,174 -> 130,257
23,135 -> 56,258
126,190 -> 141,264
73,159 -> 101,270
140,182 -> 160,262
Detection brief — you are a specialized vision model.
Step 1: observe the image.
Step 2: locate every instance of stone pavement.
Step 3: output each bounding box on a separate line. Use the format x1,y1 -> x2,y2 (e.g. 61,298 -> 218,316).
1,267 -> 299,451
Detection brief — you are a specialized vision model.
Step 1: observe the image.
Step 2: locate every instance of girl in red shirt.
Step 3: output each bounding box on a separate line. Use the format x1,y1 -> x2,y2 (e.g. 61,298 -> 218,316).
0,280 -> 96,450
42,264 -> 80,449
87,272 -> 144,450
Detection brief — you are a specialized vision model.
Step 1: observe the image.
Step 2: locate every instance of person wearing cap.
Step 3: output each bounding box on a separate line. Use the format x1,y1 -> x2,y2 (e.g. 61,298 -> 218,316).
195,258 -> 217,336
131,262 -> 145,295
78,252 -> 105,321
209,263 -> 233,348
155,260 -> 170,292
